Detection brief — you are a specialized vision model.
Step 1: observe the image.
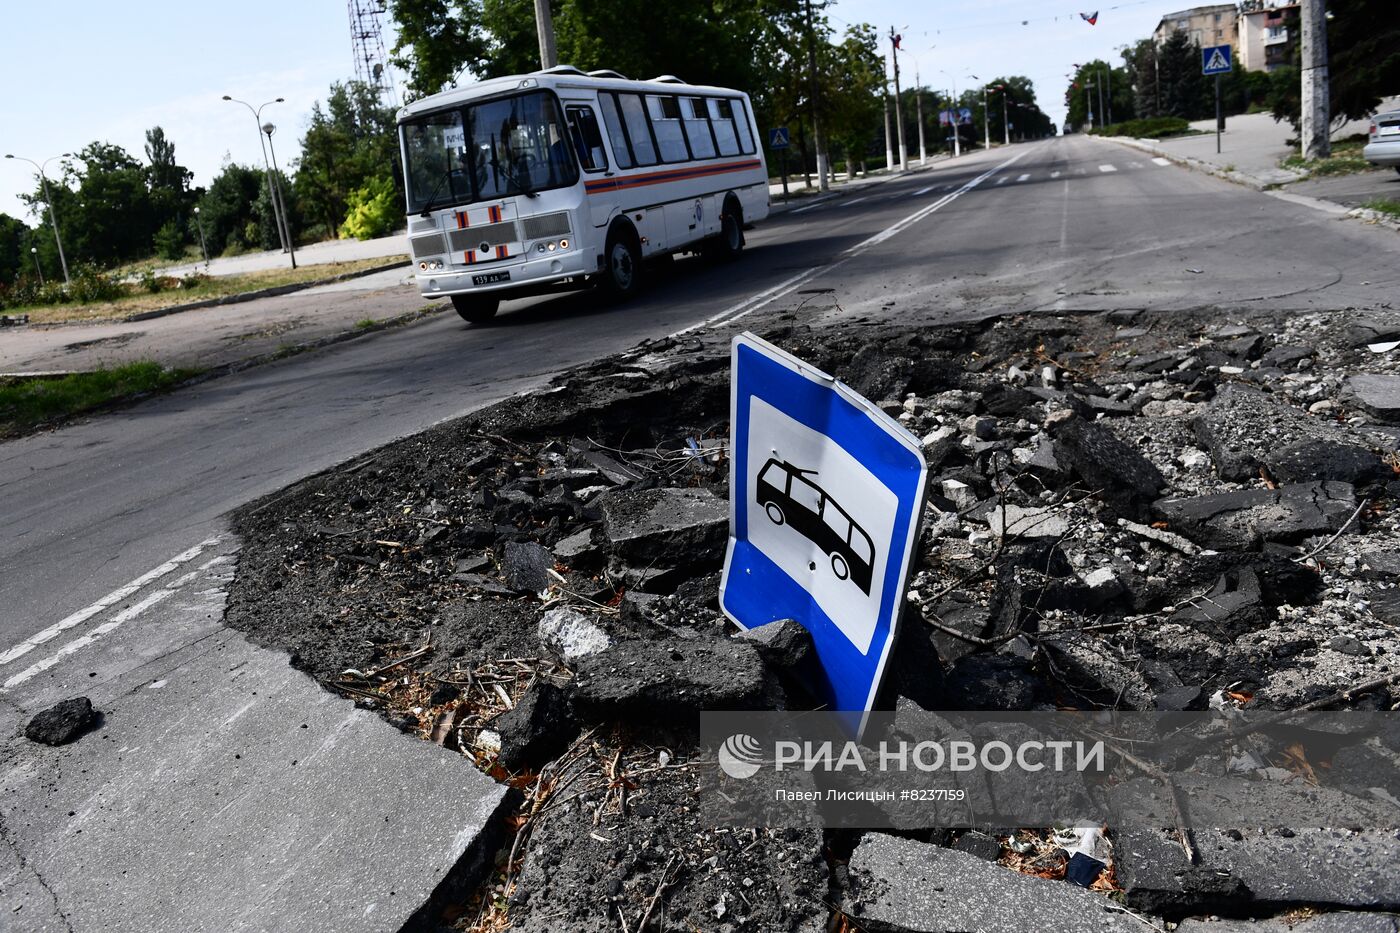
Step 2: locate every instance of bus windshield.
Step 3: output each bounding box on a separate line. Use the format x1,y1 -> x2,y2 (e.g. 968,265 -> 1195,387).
401,90 -> 578,212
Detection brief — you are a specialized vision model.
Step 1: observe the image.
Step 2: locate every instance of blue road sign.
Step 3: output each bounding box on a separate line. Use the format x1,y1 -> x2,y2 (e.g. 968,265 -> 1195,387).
1202,44 -> 1232,76
720,333 -> 928,737
768,126 -> 791,150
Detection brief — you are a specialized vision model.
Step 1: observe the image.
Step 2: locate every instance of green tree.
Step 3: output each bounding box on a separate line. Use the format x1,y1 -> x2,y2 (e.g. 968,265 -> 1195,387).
0,214 -> 32,285
295,80 -> 401,238
1269,0 -> 1400,132
145,126 -> 194,257
196,163 -> 264,255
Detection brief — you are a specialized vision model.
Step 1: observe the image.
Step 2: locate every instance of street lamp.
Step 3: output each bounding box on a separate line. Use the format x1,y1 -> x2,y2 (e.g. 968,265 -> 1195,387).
30,247 -> 43,286
6,152 -> 72,286
940,71 -> 971,158
193,206 -> 209,269
222,95 -> 292,263
261,122 -> 296,269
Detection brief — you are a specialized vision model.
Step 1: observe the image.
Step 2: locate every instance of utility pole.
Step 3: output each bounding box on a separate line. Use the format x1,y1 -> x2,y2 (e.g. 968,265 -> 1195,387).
1095,71 -> 1106,131
981,83 -> 990,149
889,28 -> 908,171
1085,82 -> 1095,130
533,0 -> 557,69
883,90 -> 894,170
803,0 -> 829,192
1300,0 -> 1329,159
944,74 -> 961,157
1103,63 -> 1114,126
915,70 -> 927,164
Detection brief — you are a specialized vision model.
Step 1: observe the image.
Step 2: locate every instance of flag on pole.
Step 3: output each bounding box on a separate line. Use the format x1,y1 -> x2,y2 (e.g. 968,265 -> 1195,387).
893,33 -> 903,50
1080,11 -> 1099,24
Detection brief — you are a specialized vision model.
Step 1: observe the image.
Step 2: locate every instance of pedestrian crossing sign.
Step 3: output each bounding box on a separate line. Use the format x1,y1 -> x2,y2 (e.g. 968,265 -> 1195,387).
768,126 -> 791,150
1202,44 -> 1231,75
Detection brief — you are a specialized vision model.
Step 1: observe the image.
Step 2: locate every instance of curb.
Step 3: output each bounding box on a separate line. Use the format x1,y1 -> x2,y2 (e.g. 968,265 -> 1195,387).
1347,206 -> 1400,231
121,259 -> 412,323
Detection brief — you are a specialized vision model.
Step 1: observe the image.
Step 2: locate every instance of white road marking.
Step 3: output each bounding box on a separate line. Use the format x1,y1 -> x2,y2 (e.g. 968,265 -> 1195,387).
1098,164 -> 1118,173
0,537 -> 221,667
790,195 -> 837,215
1152,157 -> 1172,166
3,556 -> 230,691
1130,161 -> 1143,168
913,185 -> 935,196
841,195 -> 873,207
673,147 -> 1033,335
1050,171 -> 1061,179
995,176 -> 1009,185
1016,173 -> 1031,183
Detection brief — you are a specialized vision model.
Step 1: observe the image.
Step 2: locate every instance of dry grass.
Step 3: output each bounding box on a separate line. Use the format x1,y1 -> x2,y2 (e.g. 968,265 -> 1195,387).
15,255 -> 407,325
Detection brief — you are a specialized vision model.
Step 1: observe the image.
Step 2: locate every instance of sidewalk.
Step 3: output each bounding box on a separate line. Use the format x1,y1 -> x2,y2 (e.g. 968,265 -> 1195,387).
158,232 -> 408,279
1106,96 -> 1400,208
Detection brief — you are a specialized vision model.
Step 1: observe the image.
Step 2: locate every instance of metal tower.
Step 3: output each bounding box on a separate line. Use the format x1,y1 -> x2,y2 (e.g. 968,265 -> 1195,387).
348,0 -> 399,106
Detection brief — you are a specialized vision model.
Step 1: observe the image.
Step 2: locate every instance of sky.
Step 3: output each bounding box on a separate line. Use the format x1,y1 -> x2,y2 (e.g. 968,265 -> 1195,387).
0,0 -> 1167,224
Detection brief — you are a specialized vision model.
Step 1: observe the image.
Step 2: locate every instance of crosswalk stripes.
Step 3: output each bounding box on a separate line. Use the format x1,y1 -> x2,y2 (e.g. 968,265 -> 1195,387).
1152,157 -> 1172,166
1016,173 -> 1030,182
1098,164 -> 1118,173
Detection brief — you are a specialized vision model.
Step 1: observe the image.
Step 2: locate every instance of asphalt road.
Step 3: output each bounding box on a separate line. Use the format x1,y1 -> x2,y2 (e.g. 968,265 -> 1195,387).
3,132 -> 1399,670
4,132 -> 1400,931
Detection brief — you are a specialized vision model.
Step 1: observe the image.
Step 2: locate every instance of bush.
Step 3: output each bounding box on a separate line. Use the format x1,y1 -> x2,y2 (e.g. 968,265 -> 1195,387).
339,175 -> 400,241
154,219 -> 187,261
1090,116 -> 1192,139
68,264 -> 125,303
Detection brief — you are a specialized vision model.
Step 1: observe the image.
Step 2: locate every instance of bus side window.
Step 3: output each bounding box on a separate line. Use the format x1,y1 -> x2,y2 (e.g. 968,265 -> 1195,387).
646,94 -> 690,162
617,93 -> 659,166
790,474 -> 822,515
708,98 -> 740,156
682,97 -> 716,159
597,93 -> 635,169
732,98 -> 756,154
566,105 -> 609,172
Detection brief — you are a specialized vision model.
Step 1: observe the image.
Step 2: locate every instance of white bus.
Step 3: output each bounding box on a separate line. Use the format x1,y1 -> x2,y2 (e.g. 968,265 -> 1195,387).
396,65 -> 771,324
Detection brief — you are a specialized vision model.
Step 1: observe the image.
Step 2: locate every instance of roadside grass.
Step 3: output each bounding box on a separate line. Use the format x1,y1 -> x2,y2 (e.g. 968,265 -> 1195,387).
1360,197 -> 1400,220
1280,134 -> 1374,176
8,255 -> 408,325
354,317 -> 378,330
0,362 -> 200,438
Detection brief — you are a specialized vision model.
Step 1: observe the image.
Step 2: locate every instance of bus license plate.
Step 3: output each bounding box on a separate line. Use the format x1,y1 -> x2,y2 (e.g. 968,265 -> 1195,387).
473,270 -> 510,286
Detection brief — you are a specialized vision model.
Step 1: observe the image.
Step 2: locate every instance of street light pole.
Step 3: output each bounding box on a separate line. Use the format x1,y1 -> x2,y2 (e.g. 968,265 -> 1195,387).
915,70 -> 927,165
262,122 -> 297,269
222,95 -> 290,257
6,152 -> 73,286
804,0 -> 829,192
971,75 -> 990,149
30,247 -> 44,286
1002,88 -> 1010,144
193,206 -> 210,269
1085,82 -> 1095,130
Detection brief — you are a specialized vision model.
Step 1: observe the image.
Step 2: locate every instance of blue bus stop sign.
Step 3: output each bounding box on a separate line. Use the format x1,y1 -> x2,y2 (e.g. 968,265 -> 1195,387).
768,126 -> 791,150
720,333 -> 928,737
1202,44 -> 1232,75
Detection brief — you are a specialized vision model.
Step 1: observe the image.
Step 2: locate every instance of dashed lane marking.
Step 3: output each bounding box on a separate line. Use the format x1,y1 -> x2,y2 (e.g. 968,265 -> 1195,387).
672,147 -> 1033,336
1016,173 -> 1031,182
913,185 -> 935,196
0,537 -> 222,667
1098,164 -> 1118,173
1152,157 -> 1172,166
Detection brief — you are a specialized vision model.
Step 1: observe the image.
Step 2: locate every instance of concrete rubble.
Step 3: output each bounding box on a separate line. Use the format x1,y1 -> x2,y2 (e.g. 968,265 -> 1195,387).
220,305 -> 1400,931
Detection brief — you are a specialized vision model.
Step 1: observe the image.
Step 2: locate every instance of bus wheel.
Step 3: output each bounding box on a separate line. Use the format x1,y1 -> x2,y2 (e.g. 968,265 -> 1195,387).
707,200 -> 745,260
451,294 -> 499,324
765,502 -> 785,526
830,552 -> 850,581
602,228 -> 642,299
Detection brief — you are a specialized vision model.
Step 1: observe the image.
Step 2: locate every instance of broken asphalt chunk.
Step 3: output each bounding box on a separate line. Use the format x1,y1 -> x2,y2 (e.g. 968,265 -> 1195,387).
1155,481 -> 1356,550
846,833 -> 1144,933
598,486 -> 727,564
570,636 -> 768,725
1051,417 -> 1166,520
502,541 -> 553,594
493,681 -> 577,772
1344,374 -> 1400,423
24,697 -> 98,746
